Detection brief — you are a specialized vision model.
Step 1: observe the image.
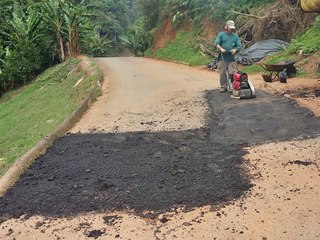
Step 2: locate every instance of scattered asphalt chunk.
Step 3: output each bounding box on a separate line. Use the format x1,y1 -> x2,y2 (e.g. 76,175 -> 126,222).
103,215 -> 122,225
288,160 -> 315,166
6,228 -> 13,236
87,229 -> 104,239
159,216 -> 169,224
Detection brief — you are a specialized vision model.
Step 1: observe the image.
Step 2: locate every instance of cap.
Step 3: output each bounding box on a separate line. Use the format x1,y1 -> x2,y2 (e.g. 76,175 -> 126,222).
226,20 -> 236,30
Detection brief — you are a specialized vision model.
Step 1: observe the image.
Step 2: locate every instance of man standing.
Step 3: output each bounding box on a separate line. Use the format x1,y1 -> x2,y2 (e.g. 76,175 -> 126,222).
214,20 -> 241,92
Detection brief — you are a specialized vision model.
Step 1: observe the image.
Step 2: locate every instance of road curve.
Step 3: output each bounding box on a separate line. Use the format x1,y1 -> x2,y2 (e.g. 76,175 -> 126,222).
71,57 -> 218,133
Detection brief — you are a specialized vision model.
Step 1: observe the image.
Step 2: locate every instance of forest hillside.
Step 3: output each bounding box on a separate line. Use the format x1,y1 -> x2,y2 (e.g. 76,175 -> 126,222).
139,0 -> 319,77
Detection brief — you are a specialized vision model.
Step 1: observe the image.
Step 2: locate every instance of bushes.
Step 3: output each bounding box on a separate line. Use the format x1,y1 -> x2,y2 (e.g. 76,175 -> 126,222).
0,40 -> 42,94
120,26 -> 153,56
287,16 -> 320,54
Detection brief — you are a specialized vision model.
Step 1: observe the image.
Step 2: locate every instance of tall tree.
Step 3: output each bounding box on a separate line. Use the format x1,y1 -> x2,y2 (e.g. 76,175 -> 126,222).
63,1 -> 90,57
136,0 -> 160,31
41,0 -> 68,62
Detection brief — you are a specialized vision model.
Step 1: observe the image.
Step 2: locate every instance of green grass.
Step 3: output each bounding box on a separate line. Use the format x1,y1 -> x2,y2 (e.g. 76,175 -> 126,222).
287,17 -> 320,54
239,64 -> 265,74
145,31 -> 211,66
0,57 -> 103,176
262,52 -> 295,65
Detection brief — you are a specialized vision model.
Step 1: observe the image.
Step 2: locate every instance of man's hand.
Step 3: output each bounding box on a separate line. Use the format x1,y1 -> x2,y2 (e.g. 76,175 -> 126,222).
220,47 -> 226,53
231,49 -> 237,55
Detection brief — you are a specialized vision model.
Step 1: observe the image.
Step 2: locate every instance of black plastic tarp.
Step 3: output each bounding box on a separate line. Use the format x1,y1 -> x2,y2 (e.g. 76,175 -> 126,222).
235,39 -> 289,65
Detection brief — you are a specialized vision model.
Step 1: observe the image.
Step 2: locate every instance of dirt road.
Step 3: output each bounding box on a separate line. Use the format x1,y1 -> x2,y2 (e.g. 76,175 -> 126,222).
0,57 -> 320,240
71,57 -> 216,133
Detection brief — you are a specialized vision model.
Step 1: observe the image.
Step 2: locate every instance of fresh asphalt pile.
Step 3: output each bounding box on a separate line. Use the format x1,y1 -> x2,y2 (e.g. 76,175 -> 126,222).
1,90 -> 320,221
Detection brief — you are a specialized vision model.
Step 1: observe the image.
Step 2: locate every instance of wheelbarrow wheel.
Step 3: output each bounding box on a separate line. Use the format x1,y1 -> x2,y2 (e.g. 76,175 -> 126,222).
262,74 -> 272,82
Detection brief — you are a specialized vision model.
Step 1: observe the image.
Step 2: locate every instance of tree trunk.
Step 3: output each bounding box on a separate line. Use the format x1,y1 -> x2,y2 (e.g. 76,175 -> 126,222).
69,25 -> 79,57
57,33 -> 65,62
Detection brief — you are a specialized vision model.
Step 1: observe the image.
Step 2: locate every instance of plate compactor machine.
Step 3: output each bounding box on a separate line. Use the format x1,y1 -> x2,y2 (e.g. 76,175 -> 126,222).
221,51 -> 256,100
228,71 -> 256,99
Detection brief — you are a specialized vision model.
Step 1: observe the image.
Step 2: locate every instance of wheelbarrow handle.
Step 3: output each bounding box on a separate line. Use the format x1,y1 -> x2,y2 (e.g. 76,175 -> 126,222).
258,63 -> 268,71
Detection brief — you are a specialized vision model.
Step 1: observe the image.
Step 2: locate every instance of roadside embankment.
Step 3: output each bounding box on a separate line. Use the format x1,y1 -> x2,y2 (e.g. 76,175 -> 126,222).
0,56 -> 103,196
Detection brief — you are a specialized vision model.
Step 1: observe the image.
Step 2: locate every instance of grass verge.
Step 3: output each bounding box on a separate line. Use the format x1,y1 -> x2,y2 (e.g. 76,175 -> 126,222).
145,31 -> 211,66
0,57 -> 103,176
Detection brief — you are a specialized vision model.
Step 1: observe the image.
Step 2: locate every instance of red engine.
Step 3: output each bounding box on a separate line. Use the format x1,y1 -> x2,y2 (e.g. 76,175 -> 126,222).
232,72 -> 248,90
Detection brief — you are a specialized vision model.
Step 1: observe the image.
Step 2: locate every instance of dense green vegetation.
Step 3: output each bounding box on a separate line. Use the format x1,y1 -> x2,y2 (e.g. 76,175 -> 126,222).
0,57 -> 103,176
287,16 -> 320,54
0,0 -> 136,95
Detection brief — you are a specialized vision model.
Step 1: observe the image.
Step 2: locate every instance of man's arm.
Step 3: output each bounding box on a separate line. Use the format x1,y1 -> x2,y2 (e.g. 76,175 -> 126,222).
214,33 -> 226,52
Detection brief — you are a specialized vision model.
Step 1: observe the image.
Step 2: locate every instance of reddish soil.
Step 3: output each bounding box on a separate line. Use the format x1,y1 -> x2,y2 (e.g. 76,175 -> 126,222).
200,20 -> 221,40
152,18 -> 194,51
152,19 -> 177,51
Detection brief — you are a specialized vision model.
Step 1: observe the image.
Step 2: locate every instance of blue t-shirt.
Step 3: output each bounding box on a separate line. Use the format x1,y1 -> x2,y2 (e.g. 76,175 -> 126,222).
214,31 -> 241,62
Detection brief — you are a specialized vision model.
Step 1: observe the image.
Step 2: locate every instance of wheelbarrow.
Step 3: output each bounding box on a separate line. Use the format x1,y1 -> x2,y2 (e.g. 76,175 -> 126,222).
259,60 -> 297,82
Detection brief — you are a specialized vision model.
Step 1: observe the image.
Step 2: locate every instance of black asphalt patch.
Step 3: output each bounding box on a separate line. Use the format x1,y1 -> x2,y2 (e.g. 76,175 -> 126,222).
1,90 -> 320,221
0,130 -> 250,220
206,90 -> 320,144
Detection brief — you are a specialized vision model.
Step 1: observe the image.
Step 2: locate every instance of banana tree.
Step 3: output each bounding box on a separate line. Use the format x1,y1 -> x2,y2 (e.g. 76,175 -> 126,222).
0,4 -> 43,92
85,29 -> 114,57
120,26 -> 152,56
40,0 -> 67,62
3,5 -> 43,46
63,0 -> 90,57
41,0 -> 90,60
